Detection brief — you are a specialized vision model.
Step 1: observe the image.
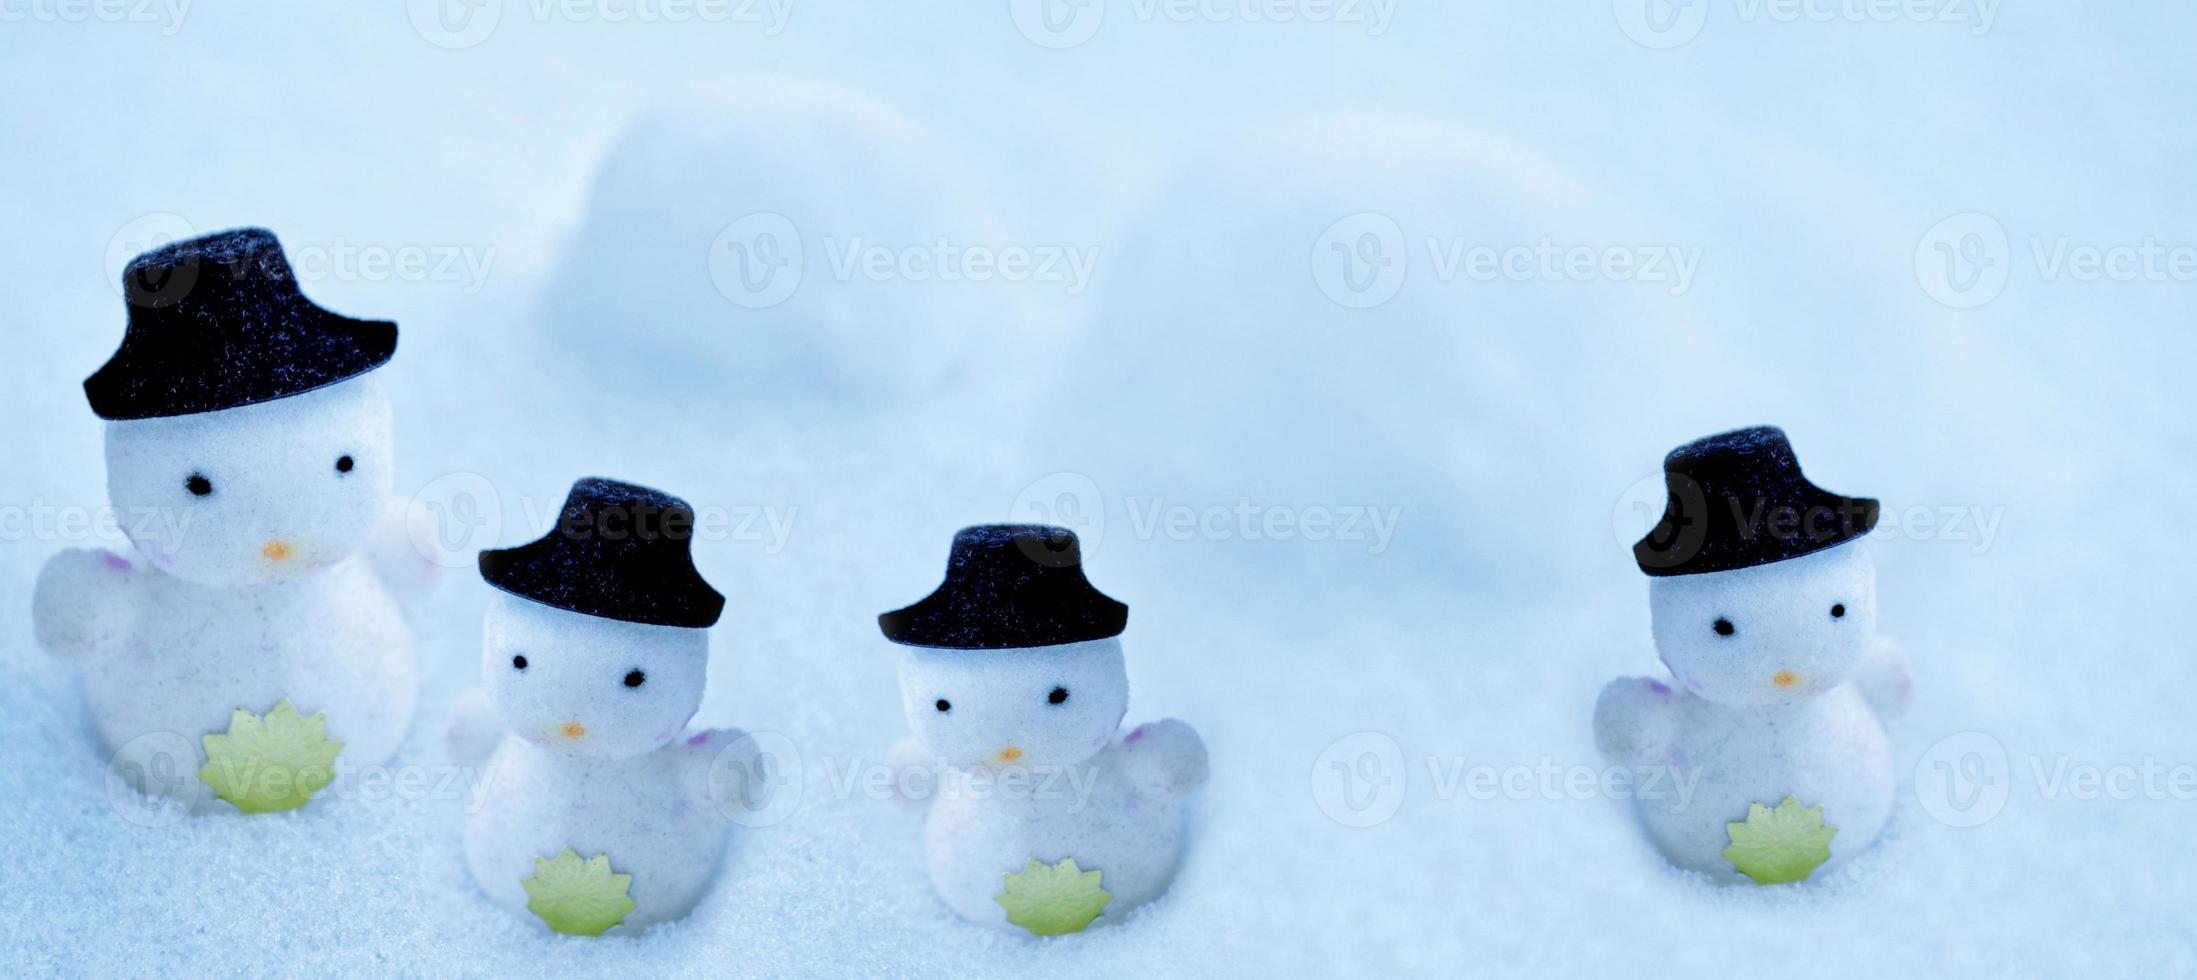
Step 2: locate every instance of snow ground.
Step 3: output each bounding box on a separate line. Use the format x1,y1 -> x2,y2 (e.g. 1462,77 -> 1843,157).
3,4 -> 2194,976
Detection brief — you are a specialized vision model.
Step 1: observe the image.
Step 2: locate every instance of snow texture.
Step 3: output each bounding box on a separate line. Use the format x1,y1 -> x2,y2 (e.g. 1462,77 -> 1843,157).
3,4 -> 2195,978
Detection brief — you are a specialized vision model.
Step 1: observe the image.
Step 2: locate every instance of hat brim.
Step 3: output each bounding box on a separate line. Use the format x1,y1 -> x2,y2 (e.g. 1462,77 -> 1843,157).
1635,491 -> 1879,577
879,588 -> 1127,650
85,308 -> 397,421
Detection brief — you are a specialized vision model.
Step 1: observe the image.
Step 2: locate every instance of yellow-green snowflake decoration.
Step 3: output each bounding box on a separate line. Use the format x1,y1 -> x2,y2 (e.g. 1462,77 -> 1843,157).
198,700 -> 343,814
1723,796 -> 1839,885
523,850 -> 638,936
996,857 -> 1111,936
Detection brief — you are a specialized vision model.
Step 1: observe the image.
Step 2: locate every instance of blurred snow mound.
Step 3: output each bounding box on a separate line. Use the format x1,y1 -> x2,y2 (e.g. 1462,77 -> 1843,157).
533,81 -> 1012,409
1036,115 -> 1711,579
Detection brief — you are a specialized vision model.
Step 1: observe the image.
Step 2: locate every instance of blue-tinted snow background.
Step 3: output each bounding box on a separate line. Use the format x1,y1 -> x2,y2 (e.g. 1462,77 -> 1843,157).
3,2 -> 2194,976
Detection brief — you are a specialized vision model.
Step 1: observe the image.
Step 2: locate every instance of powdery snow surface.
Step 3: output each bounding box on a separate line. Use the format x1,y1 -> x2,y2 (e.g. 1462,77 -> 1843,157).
3,5 -> 2196,977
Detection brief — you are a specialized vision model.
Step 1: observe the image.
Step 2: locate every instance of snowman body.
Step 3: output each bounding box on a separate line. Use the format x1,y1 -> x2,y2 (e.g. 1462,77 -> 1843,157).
921,727 -> 1195,928
88,555 -> 415,805
35,375 -> 421,808
454,585 -> 742,933
896,637 -> 1208,932
465,736 -> 727,929
1597,541 -> 1907,882
1626,683 -> 1893,879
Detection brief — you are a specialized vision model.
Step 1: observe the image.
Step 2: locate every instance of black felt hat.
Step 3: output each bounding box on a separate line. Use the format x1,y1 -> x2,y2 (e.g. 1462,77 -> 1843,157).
1634,426 -> 1879,577
879,524 -> 1128,649
478,478 -> 725,628
83,228 -> 398,421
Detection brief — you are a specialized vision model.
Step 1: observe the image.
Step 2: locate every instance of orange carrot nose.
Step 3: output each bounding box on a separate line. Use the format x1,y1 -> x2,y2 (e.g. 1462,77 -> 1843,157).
997,746 -> 1023,763
261,540 -> 293,561
1772,670 -> 1798,688
562,722 -> 586,739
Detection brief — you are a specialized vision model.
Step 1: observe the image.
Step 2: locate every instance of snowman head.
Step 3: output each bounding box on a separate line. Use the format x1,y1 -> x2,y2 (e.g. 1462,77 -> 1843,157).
103,374 -> 393,588
898,638 -> 1130,768
482,593 -> 709,760
1649,541 -> 1876,707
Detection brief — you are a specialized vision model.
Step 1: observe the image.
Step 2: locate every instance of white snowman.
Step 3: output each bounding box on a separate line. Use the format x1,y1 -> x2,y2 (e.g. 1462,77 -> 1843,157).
32,228 -> 430,815
880,525 -> 1208,935
445,478 -> 759,935
1596,426 -> 1910,884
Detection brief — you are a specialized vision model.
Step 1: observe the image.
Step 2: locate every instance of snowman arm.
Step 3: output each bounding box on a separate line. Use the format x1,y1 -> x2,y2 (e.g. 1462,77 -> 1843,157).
442,687 -> 505,766
363,499 -> 442,610
1854,635 -> 1912,719
679,727 -> 777,820
32,548 -> 142,660
1594,677 -> 1680,766
885,734 -> 938,810
1119,719 -> 1209,800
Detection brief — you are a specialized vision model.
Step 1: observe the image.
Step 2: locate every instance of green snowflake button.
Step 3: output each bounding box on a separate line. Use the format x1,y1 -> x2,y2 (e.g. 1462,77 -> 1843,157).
198,700 -> 343,814
996,857 -> 1111,936
1723,796 -> 1839,885
523,849 -> 638,936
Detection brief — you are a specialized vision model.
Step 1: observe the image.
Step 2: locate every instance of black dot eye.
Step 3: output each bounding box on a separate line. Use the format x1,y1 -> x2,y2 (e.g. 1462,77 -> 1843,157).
1047,687 -> 1069,705
511,655 -> 527,670
934,699 -> 951,713
185,473 -> 213,497
335,455 -> 355,474
624,670 -> 646,688
1713,618 -> 1736,637
1831,603 -> 1846,619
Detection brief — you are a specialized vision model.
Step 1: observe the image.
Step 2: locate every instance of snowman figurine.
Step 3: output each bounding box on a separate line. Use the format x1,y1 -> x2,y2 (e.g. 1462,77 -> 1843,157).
32,228 -> 429,815
446,478 -> 759,936
880,525 -> 1208,936
1595,426 -> 1910,884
